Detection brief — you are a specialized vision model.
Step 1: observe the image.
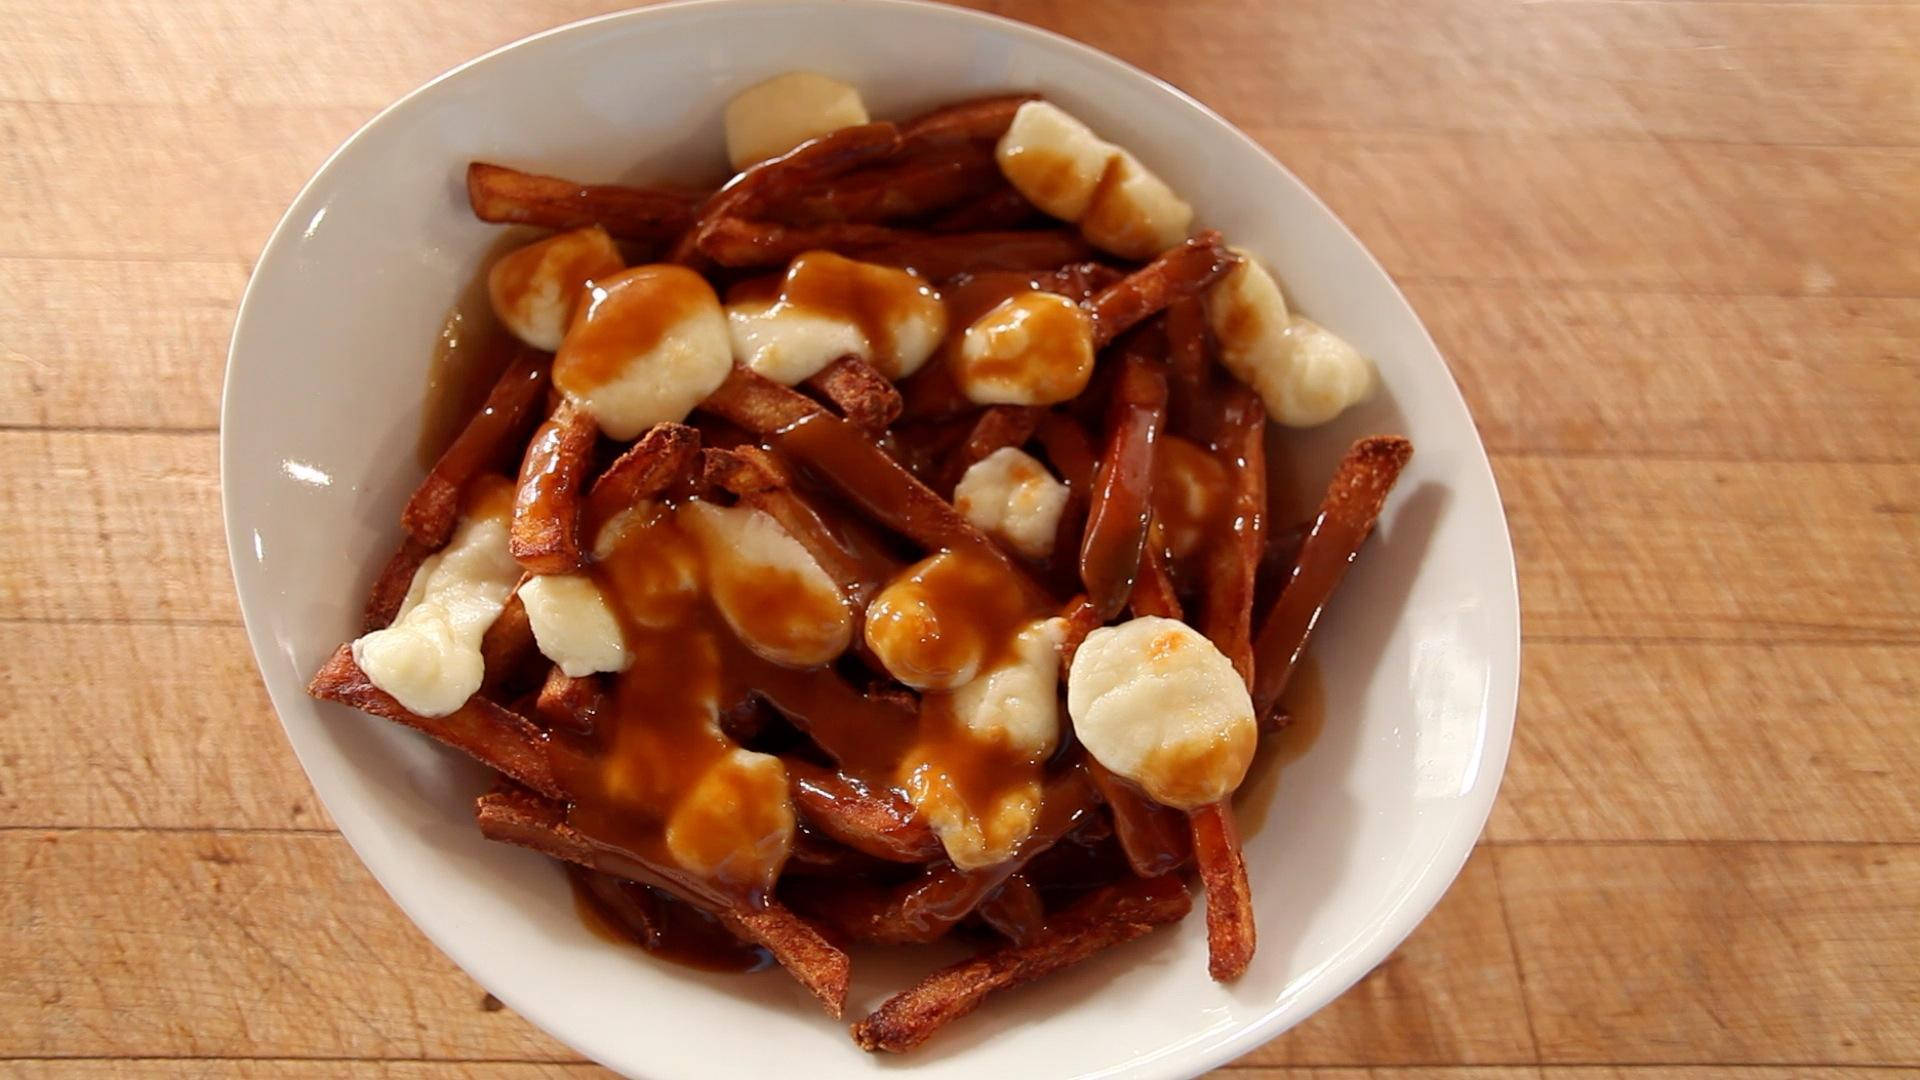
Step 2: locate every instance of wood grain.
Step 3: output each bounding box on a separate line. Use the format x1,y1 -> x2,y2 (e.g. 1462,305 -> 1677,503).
1489,644 -> 1920,844
1498,844 -> 1920,1065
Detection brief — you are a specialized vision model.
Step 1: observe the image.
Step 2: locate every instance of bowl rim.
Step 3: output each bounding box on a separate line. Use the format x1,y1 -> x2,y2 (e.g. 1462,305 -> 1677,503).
222,1 -> 1521,1076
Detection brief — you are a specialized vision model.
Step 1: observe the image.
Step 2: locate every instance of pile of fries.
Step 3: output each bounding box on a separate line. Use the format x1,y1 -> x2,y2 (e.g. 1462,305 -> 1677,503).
309,77 -> 1411,1052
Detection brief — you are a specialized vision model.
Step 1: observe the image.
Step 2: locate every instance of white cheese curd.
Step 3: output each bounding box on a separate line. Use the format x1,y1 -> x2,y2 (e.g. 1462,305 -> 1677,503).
351,511 -> 520,717
995,100 -> 1113,221
948,617 -> 1067,754
994,101 -> 1193,258
723,71 -> 869,169
486,226 -> 624,352
1078,151 -> 1193,260
553,265 -> 733,440
726,300 -> 868,385
517,574 -> 630,677
953,447 -> 1070,560
1206,251 -> 1375,427
911,775 -> 1042,872
663,747 -> 795,891
1067,616 -> 1258,809
952,291 -> 1095,406
680,500 -> 852,669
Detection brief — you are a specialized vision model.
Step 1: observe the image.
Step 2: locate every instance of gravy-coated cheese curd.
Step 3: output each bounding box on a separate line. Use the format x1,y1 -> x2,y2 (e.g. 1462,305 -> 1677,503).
1206,251 -> 1375,427
727,252 -> 946,383
864,549 -> 1029,691
663,748 -> 795,896
680,500 -> 853,669
948,616 -> 1068,755
995,101 -> 1193,259
910,772 -> 1041,872
486,226 -> 624,351
953,447 -> 1070,560
952,291 -> 1095,405
723,71 -> 870,170
1067,616 -> 1258,809
553,265 -> 732,440
351,489 -> 520,717
517,573 -> 630,677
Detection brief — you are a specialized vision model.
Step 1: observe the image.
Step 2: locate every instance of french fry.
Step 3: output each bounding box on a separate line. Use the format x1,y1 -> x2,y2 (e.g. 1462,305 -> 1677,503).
510,398 -> 599,574
1127,525 -> 1184,623
974,872 -> 1045,945
787,759 -> 943,863
1086,759 -> 1191,878
478,586 -> 539,694
474,786 -> 851,1016
1198,385 -> 1268,685
1251,435 -> 1412,718
940,405 -> 1042,494
852,871 -> 1192,1053
1163,295 -> 1211,435
805,355 -> 904,433
1079,346 -> 1168,621
581,421 -> 701,528
466,162 -> 700,243
675,122 -> 906,263
1188,800 -> 1256,981
776,148 -> 1002,226
899,93 -> 1038,150
928,184 -> 1040,233
308,645 -> 563,800
1088,230 -> 1239,348
534,665 -> 605,735
403,348 -> 550,548
363,536 -> 434,632
697,217 -> 1094,278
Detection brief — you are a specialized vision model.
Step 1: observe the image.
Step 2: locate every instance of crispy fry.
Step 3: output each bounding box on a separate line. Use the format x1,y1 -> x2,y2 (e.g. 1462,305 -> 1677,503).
1088,231 -> 1239,348
1198,385 -> 1268,685
899,93 -> 1038,150
787,760 -> 943,863
940,405 -> 1042,494
1188,800 -> 1256,981
704,368 -> 1026,575
581,421 -> 701,528
805,355 -> 905,433
308,645 -> 562,800
466,162 -> 700,242
777,149 -> 1001,226
676,123 -> 905,263
975,873 -> 1045,945
1127,527 -> 1184,622
474,786 -> 850,1016
1251,436 -> 1412,718
363,536 -> 434,632
478,586 -> 539,693
696,217 -> 1094,278
511,398 -> 599,574
852,872 -> 1192,1053
403,349 -> 550,548
1079,347 -> 1168,621
534,665 -> 605,735
928,184 -> 1040,233
1086,760 -> 1191,878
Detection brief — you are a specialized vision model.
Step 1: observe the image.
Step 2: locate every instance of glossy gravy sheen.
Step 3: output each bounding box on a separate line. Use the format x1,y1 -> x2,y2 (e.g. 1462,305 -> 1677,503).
553,265 -> 718,397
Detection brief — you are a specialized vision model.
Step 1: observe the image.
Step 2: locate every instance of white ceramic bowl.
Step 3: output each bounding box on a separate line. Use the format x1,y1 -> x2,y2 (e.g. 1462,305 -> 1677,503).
222,2 -> 1520,1076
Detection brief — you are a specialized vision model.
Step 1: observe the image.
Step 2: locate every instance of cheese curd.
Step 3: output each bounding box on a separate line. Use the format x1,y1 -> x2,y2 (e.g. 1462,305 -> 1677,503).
953,447 -> 1070,560
351,507 -> 520,717
663,747 -> 794,893
680,500 -> 853,669
723,71 -> 870,170
726,253 -> 946,383
590,502 -> 702,628
486,226 -> 624,351
863,550 -> 1018,691
952,291 -> 1095,405
948,617 -> 1067,755
995,101 -> 1193,259
1206,252 -> 1375,427
517,574 -> 630,677
553,265 -> 732,440
910,772 -> 1042,872
1067,616 -> 1257,809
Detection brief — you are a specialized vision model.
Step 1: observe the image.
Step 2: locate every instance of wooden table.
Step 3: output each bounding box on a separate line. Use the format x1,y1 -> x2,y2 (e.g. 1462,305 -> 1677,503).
4,0 -> 1916,1076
